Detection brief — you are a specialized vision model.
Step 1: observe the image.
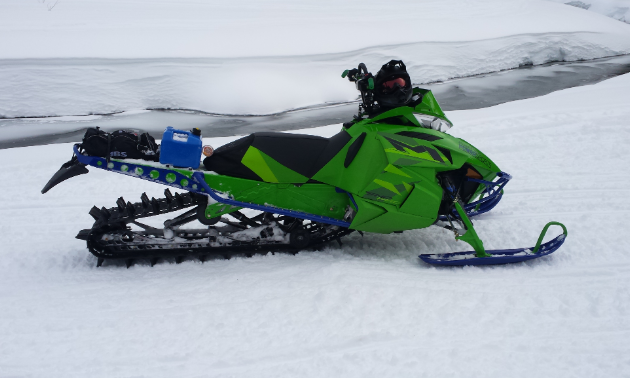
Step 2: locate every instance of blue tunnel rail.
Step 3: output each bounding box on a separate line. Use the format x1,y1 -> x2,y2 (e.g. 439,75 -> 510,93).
73,145 -> 351,228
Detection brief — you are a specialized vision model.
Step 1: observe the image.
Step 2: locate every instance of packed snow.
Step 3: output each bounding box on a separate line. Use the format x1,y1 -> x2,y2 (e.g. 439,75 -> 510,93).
2,0 -> 630,117
1,71 -> 629,377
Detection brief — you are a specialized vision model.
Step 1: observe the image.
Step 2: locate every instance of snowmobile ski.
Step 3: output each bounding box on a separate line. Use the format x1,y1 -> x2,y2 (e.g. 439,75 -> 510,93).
420,222 -> 567,266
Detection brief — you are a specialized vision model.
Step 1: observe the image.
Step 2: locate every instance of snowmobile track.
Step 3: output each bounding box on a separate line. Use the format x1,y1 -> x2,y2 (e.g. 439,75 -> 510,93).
81,189 -> 353,268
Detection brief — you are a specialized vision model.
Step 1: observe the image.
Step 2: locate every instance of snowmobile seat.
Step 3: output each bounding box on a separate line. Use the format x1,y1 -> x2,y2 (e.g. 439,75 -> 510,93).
203,131 -> 352,181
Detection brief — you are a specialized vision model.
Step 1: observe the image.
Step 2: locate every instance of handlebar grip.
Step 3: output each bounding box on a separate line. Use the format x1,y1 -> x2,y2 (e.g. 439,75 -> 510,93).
358,63 -> 368,75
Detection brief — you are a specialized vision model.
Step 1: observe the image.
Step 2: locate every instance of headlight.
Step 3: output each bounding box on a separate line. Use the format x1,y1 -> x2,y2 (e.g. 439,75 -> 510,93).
413,114 -> 453,132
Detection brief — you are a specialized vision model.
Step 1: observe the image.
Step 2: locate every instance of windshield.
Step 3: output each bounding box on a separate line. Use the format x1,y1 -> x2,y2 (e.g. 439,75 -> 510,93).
413,113 -> 453,132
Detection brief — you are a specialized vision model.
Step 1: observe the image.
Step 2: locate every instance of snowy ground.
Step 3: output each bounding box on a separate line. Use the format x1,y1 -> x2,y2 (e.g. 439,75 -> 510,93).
1,72 -> 629,377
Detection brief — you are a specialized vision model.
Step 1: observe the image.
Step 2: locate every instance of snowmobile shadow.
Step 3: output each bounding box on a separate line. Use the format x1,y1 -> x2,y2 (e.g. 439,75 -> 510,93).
82,235 -> 557,271
307,230 -> 437,264
81,220 -> 560,270
85,249 -> 302,269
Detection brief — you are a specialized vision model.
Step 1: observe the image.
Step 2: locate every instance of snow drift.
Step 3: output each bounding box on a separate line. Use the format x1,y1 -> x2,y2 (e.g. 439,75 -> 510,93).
1,0 -> 630,117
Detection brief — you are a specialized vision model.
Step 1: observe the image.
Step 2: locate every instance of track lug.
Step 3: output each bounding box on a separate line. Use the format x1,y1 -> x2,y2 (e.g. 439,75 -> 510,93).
182,193 -> 192,206
89,206 -> 102,220
164,189 -> 173,203
100,207 -> 110,219
174,192 -> 184,206
116,197 -> 126,211
337,239 -> 343,246
76,229 -> 91,241
126,201 -> 136,215
150,257 -> 159,267
176,256 -> 184,264
141,192 -> 151,207
151,197 -> 161,213
97,257 -> 104,267
126,259 -> 134,268
199,255 -> 207,263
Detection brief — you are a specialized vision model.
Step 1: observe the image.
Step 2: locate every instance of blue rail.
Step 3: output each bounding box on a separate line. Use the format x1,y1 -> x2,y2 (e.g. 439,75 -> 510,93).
192,172 -> 351,228
439,171 -> 511,221
73,145 -> 351,228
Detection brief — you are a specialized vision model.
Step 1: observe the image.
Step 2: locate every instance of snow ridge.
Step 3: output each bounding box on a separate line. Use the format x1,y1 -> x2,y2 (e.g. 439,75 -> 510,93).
2,32 -> 629,118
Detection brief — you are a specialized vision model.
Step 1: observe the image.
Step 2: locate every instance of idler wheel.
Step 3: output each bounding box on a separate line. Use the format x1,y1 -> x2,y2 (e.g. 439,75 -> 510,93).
290,229 -> 311,249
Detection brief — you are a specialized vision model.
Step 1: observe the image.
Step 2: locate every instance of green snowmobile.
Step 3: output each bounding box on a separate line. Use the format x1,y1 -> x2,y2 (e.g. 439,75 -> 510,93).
42,61 -> 567,267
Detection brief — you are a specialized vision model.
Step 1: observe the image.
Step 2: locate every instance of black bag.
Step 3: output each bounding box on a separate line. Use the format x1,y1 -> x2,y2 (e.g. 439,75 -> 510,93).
81,127 -> 159,161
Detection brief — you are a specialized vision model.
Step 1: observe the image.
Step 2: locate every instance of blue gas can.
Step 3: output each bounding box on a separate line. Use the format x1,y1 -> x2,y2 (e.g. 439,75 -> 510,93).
159,127 -> 203,169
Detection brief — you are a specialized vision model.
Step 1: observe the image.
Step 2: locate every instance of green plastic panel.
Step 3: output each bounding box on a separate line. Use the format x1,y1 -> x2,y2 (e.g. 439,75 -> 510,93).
241,146 -> 308,184
202,173 -> 348,220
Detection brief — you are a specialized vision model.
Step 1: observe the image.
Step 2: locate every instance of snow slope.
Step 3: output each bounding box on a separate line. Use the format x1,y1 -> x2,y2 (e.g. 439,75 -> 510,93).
2,34 -> 629,118
550,0 -> 630,23
1,73 -> 629,377
2,0 -> 629,59
2,0 -> 630,117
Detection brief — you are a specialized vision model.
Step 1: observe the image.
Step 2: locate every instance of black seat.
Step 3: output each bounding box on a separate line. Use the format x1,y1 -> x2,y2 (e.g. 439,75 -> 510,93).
203,131 -> 351,181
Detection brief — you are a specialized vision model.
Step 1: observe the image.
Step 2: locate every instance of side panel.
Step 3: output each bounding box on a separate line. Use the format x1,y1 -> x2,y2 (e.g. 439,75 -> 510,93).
312,132 -> 389,194
349,197 -> 435,233
203,174 -> 348,220
312,127 -> 448,232
399,182 -> 442,218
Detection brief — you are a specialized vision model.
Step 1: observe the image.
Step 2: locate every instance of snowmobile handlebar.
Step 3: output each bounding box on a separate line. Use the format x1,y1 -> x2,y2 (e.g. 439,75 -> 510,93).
341,63 -> 374,90
342,63 -> 376,116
